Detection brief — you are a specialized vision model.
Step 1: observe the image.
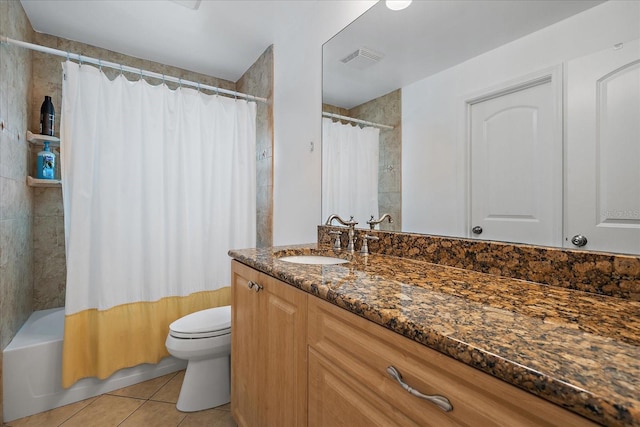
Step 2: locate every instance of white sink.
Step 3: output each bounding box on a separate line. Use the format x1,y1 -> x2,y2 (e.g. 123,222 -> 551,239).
278,255 -> 348,265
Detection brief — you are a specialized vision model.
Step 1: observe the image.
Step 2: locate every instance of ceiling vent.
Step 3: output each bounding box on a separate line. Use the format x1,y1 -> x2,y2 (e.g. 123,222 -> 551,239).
340,48 -> 384,70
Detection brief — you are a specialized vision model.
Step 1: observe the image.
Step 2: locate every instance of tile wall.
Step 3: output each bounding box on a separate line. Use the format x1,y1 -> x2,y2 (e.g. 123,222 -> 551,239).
0,0 -> 34,421
237,45 -> 274,248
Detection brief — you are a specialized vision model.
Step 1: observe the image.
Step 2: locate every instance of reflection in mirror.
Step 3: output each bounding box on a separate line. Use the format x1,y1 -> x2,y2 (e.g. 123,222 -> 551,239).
322,90 -> 401,231
322,0 -> 640,254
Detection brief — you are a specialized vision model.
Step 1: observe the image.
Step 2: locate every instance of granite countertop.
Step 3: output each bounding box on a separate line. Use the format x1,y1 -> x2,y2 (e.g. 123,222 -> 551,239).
229,244 -> 640,426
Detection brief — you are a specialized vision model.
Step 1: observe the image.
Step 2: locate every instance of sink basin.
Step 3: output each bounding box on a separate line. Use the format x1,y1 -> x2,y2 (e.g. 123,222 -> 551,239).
278,255 -> 348,265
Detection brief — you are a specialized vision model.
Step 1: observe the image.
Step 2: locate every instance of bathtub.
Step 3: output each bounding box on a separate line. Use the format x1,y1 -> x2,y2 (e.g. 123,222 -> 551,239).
2,307 -> 187,422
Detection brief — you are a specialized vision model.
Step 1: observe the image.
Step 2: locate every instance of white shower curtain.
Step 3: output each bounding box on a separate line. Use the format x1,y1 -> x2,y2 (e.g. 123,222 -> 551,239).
322,117 -> 379,224
60,61 -> 256,387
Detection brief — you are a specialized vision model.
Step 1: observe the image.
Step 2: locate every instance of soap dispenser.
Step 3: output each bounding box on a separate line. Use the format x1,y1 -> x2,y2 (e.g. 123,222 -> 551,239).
36,141 -> 56,179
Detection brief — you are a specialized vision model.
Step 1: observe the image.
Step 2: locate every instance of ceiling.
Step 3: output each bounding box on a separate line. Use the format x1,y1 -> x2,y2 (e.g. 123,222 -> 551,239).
323,0 -> 604,109
20,0 -> 350,82
20,0 -> 603,106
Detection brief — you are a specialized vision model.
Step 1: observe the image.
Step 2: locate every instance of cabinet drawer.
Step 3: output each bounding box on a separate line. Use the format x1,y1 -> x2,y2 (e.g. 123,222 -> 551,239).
308,297 -> 596,427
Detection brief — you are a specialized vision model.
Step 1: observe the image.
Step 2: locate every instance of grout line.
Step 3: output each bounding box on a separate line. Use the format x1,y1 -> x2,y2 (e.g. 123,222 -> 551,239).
54,397 -> 99,427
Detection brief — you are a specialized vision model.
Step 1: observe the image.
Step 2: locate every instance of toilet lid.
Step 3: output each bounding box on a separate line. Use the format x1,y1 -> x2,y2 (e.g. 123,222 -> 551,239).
169,305 -> 231,338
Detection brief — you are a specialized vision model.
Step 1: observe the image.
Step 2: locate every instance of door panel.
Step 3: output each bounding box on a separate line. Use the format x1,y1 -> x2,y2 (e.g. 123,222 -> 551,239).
470,73 -> 562,246
566,39 -> 640,254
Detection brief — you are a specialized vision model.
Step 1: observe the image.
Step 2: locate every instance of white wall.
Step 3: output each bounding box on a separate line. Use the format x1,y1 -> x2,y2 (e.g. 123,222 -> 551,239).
402,0 -> 640,237
272,1 -> 375,246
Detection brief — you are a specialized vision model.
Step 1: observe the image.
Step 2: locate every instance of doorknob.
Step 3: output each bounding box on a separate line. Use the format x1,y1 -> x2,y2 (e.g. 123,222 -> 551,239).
571,234 -> 588,247
472,226 -> 483,234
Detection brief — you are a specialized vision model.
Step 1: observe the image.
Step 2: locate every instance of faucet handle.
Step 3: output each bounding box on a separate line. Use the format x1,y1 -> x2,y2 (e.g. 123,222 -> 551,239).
328,230 -> 343,250
360,234 -> 380,255
345,216 -> 358,226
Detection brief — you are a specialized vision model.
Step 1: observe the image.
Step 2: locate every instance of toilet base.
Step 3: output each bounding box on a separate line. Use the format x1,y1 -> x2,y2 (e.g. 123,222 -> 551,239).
176,355 -> 230,412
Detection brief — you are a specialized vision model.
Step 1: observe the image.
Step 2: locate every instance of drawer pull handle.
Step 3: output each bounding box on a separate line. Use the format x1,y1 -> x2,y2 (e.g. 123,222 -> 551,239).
247,281 -> 263,292
386,366 -> 453,412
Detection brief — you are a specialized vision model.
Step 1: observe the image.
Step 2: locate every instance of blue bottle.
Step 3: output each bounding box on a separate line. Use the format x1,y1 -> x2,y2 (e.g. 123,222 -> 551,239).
36,141 -> 56,179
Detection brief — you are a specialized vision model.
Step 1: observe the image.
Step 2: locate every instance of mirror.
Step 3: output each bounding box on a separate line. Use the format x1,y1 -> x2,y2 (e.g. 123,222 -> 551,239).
322,0 -> 640,254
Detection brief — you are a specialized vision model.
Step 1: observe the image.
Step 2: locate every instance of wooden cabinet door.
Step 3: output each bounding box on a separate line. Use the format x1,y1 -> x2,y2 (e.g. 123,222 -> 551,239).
231,260 -> 262,427
261,273 -> 308,427
231,261 -> 307,427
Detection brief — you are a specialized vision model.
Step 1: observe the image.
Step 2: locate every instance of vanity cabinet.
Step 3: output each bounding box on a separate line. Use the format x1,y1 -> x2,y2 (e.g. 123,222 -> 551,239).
230,260 -> 308,427
231,261 -> 597,427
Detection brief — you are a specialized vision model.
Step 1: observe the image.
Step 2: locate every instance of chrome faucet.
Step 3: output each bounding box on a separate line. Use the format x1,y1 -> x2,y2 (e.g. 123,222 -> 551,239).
367,213 -> 393,230
325,214 -> 358,252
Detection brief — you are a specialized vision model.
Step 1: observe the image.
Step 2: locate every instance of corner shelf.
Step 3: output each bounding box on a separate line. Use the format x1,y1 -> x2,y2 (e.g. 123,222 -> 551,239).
27,131 -> 60,147
27,176 -> 62,188
26,130 -> 61,186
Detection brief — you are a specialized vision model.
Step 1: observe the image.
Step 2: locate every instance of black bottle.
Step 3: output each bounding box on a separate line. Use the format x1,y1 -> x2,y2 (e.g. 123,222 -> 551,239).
40,96 -> 55,136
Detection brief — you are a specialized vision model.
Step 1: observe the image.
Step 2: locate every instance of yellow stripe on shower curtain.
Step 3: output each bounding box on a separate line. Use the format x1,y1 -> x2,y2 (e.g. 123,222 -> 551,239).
61,288 -> 230,388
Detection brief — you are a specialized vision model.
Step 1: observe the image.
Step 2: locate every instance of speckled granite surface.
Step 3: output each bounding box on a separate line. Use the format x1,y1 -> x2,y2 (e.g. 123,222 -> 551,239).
318,226 -> 640,301
228,244 -> 640,427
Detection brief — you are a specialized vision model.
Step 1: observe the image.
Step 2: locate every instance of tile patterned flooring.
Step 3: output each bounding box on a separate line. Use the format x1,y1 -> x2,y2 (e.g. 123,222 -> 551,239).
3,370 -> 236,427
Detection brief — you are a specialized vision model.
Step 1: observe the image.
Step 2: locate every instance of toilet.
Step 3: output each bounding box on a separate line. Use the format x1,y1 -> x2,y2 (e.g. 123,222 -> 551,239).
165,305 -> 231,412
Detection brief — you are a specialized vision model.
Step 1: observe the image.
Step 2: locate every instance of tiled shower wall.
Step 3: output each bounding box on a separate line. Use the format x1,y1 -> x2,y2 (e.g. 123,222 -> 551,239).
323,89 -> 402,231
237,45 -> 274,248
0,0 -> 34,421
28,34 -> 273,311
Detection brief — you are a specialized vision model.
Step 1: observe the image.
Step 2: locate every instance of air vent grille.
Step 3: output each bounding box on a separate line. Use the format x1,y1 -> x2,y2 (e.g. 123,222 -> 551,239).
340,48 -> 383,69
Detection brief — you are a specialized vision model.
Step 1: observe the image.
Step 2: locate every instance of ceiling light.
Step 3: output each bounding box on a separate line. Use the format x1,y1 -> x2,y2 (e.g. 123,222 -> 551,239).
385,0 -> 412,11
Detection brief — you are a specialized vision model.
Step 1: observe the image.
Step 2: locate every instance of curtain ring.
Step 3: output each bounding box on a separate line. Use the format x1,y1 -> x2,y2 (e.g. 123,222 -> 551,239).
197,82 -> 200,92
215,87 -> 219,97
139,68 -> 143,81
66,51 -> 70,61
78,54 -> 83,66
178,78 -> 182,88
119,64 -> 123,76
162,74 -> 165,85
98,59 -> 102,71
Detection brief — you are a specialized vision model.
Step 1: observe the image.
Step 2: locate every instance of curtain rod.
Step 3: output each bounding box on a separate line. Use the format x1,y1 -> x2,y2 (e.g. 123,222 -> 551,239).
322,111 -> 394,130
0,35 -> 268,104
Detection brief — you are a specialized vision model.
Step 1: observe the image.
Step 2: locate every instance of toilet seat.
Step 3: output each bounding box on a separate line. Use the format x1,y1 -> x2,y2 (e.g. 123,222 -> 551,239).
169,306 -> 231,339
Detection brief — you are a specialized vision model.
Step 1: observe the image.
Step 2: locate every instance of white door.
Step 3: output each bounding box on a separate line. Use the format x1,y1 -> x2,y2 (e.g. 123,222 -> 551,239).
469,71 -> 562,246
565,39 -> 640,255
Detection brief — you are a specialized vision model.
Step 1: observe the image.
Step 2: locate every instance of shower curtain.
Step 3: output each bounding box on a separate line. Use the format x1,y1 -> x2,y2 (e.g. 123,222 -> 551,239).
322,117 -> 380,224
60,61 -> 256,387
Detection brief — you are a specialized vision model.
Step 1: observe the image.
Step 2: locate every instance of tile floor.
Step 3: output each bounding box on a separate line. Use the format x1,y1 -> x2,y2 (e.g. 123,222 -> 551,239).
3,370 -> 236,427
